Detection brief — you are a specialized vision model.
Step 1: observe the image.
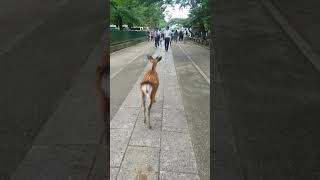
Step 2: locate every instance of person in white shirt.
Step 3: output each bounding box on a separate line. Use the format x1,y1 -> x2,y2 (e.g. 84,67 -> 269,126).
163,26 -> 171,52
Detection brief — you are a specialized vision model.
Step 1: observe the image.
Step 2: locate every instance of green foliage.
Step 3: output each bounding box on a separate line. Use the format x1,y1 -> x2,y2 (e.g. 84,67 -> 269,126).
143,3 -> 166,28
168,18 -> 190,29
111,0 -> 166,29
110,0 -> 210,35
165,0 -> 210,31
173,0 -> 210,38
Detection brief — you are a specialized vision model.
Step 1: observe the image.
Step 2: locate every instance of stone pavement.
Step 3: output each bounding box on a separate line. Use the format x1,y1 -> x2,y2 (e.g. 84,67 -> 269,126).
110,47 -> 200,180
110,42 -> 157,120
171,42 -> 210,180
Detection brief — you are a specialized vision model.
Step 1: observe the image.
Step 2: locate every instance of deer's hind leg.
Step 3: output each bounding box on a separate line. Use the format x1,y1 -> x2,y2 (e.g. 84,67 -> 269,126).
147,102 -> 152,129
141,90 -> 146,124
151,83 -> 159,103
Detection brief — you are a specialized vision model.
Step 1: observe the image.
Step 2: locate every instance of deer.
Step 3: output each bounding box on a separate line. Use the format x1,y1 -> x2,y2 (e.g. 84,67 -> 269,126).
140,55 -> 162,129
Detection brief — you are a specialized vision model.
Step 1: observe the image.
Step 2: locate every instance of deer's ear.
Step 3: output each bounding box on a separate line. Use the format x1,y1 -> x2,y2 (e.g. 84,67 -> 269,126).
156,56 -> 162,61
147,55 -> 153,60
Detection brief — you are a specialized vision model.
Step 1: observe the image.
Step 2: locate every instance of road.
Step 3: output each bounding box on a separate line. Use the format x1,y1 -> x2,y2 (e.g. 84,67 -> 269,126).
110,40 -> 210,180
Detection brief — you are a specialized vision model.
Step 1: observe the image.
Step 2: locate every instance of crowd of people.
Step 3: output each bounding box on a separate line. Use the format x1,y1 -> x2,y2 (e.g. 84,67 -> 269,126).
145,27 -> 192,51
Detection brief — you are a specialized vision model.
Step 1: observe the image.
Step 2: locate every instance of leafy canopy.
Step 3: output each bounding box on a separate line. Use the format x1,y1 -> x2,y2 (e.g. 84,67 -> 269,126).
110,0 -> 210,33
111,0 -> 166,29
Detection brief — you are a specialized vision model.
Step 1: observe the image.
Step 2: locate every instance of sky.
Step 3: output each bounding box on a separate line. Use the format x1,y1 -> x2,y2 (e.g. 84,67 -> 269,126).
164,4 -> 190,22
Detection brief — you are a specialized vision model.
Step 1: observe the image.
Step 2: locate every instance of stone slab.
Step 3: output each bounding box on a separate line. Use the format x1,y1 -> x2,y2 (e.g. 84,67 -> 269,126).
163,91 -> 184,111
110,107 -> 139,129
162,108 -> 188,133
160,131 -> 198,174
117,146 -> 160,180
129,111 -> 162,147
110,168 -> 119,180
110,128 -> 132,167
160,171 -> 200,180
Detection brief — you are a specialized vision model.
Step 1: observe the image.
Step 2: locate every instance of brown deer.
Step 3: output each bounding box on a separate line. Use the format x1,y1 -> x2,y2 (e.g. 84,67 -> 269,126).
140,55 -> 162,129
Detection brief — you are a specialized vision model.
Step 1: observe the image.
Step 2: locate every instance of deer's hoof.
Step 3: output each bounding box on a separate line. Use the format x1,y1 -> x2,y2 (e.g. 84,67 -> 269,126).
148,126 -> 152,129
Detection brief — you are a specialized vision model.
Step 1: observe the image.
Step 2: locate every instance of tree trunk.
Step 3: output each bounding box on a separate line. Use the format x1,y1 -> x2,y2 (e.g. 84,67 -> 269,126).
128,23 -> 133,29
199,21 -> 206,40
118,17 -> 123,30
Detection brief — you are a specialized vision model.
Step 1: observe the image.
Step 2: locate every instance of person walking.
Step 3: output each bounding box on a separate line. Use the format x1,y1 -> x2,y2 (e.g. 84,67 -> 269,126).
159,29 -> 163,48
146,30 -> 150,42
151,30 -> 154,41
174,30 -> 178,43
154,28 -> 161,48
170,30 -> 174,46
182,28 -> 186,43
163,26 -> 171,52
179,30 -> 183,42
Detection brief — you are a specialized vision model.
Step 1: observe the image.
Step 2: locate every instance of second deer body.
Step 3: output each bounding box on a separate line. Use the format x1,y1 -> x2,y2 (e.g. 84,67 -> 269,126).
140,55 -> 162,129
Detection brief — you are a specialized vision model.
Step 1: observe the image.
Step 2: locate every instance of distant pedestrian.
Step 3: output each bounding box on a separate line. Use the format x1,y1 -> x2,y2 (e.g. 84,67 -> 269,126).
179,30 -> 183,41
160,29 -> 165,48
151,31 -> 154,41
159,31 -> 163,48
163,26 -> 171,52
182,29 -> 186,43
174,30 -> 178,43
155,28 -> 161,48
170,30 -> 174,46
146,31 -> 150,41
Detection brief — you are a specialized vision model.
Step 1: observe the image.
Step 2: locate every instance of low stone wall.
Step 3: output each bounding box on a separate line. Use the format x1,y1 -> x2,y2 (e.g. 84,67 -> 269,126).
190,37 -> 210,46
110,38 -> 145,53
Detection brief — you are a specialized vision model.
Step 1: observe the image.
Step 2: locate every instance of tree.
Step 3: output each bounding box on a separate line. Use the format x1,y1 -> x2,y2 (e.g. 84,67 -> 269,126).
168,18 -> 191,29
111,0 -> 166,30
111,0 -> 146,30
188,1 -> 209,38
110,0 -> 209,32
171,0 -> 210,39
143,3 -> 166,28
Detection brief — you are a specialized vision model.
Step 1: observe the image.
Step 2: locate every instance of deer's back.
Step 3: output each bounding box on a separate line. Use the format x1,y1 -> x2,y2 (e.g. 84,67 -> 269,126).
142,70 -> 159,86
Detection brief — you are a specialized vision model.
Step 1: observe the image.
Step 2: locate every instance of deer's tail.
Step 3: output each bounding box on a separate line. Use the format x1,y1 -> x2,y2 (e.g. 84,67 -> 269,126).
141,81 -> 153,108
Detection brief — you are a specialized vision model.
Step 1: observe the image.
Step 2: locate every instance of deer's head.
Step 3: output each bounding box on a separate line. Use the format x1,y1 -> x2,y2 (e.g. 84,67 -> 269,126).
147,55 -> 162,69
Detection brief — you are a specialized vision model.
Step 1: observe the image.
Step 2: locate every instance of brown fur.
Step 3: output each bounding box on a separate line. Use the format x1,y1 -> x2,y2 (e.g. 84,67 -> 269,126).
140,55 -> 162,129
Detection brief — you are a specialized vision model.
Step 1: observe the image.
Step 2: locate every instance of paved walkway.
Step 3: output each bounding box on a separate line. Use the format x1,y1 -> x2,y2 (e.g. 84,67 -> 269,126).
110,47 -> 200,180
110,42 -> 152,79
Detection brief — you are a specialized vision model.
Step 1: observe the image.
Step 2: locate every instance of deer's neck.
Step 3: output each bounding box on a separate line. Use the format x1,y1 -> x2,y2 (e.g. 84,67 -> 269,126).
151,63 -> 157,71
